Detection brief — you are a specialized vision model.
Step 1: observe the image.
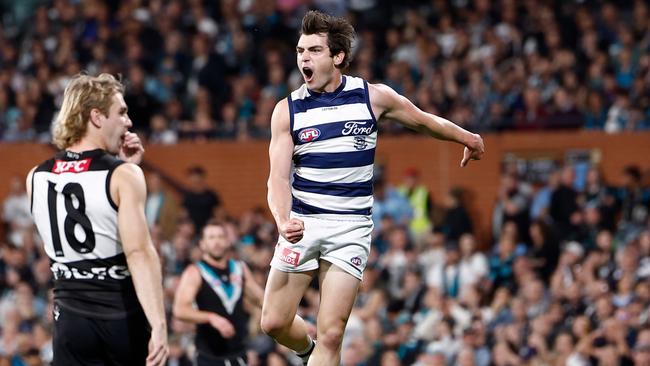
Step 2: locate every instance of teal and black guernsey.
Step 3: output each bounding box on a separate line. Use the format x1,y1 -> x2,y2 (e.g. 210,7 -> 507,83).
195,259 -> 248,358
289,75 -> 378,215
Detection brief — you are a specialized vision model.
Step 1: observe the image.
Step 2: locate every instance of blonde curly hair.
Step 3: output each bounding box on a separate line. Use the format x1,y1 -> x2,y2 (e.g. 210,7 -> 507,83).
52,73 -> 124,149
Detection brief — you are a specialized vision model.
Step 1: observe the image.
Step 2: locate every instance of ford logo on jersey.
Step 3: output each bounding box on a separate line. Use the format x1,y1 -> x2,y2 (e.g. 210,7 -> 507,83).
299,128 -> 321,142
342,121 -> 373,135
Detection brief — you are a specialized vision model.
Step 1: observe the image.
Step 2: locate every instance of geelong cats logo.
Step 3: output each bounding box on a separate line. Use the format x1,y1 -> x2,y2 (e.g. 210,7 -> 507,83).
354,136 -> 368,150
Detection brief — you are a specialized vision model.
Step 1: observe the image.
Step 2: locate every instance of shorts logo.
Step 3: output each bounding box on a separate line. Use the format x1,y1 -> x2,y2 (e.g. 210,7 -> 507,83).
350,257 -> 362,266
278,247 -> 301,267
353,136 -> 367,150
299,128 -> 321,143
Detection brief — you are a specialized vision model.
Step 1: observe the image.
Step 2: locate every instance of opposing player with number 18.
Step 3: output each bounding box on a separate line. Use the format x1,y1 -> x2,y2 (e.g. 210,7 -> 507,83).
26,73 -> 168,366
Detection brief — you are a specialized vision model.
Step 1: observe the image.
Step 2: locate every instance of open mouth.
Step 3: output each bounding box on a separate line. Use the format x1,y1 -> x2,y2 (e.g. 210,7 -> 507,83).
302,67 -> 314,82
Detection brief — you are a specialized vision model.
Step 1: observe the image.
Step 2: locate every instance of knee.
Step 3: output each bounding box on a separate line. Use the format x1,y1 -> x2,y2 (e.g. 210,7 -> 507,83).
260,314 -> 290,338
317,326 -> 345,351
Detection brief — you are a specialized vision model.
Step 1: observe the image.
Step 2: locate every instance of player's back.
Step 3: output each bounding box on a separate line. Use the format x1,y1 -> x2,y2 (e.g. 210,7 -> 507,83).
31,149 -> 141,319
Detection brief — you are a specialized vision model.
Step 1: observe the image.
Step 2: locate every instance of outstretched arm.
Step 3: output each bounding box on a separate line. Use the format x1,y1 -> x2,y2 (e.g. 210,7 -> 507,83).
267,98 -> 304,243
368,83 -> 485,166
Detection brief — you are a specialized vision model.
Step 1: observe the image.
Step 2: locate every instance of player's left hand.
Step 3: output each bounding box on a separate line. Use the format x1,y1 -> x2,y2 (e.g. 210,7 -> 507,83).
146,326 -> 169,366
208,313 -> 236,338
119,131 -> 145,164
460,133 -> 484,167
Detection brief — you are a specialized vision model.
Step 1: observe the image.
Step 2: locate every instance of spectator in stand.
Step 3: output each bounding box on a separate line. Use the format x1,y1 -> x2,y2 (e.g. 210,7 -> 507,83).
527,219 -> 559,283
181,166 -> 221,234
550,165 -> 580,241
441,187 -> 474,242
583,167 -> 619,232
148,114 -> 178,145
372,178 -> 412,234
458,233 -> 489,295
530,169 -> 561,221
426,241 -> 463,299
397,168 -> 434,240
617,165 -> 650,240
2,176 -> 32,248
488,235 -> 518,293
145,172 -> 180,241
493,173 -> 531,243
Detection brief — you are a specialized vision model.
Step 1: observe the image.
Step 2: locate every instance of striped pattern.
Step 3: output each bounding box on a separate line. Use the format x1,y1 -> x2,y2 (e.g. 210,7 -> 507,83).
293,103 -> 373,130
289,76 -> 377,215
292,121 -> 377,145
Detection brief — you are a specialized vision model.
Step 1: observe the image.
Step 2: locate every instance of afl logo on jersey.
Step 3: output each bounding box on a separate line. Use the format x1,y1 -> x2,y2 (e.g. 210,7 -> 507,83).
298,128 -> 321,143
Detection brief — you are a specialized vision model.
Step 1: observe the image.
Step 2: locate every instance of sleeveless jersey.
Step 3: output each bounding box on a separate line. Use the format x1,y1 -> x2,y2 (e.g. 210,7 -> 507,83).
288,75 -> 377,215
31,149 -> 141,319
195,259 -> 248,358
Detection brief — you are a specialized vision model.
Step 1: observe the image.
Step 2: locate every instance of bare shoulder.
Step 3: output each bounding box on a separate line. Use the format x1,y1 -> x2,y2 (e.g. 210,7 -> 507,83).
25,166 -> 37,201
113,163 -> 145,186
175,263 -> 202,302
271,97 -> 292,135
26,166 -> 37,186
110,163 -> 146,206
181,263 -> 201,281
272,98 -> 290,121
367,82 -> 403,117
367,82 -> 396,95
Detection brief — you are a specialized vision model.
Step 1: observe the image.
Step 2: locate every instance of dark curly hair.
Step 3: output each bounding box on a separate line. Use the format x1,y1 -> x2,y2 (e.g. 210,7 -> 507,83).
300,10 -> 355,69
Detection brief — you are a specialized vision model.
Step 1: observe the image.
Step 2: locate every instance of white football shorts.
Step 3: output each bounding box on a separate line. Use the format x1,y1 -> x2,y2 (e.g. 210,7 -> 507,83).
270,212 -> 373,280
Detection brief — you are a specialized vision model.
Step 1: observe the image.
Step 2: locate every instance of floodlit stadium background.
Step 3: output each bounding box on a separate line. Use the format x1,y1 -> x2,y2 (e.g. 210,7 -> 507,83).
1,1 -> 650,365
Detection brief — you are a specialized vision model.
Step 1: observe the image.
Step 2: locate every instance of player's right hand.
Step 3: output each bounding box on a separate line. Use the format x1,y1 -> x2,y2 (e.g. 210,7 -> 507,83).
279,218 -> 304,243
209,313 -> 236,338
460,133 -> 485,167
119,131 -> 145,165
146,326 -> 169,366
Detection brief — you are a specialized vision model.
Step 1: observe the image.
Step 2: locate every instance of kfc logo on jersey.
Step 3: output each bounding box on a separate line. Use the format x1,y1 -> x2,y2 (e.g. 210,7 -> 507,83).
342,121 -> 373,136
277,246 -> 301,266
52,159 -> 92,174
299,128 -> 321,143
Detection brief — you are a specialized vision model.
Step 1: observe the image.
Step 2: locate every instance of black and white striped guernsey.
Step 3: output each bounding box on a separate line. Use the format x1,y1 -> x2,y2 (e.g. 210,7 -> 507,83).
288,75 -> 377,215
31,149 -> 141,319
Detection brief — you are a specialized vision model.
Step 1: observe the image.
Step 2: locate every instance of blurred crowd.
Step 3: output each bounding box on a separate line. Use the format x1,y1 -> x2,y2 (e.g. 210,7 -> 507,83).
2,157 -> 650,366
1,0 -> 650,143
2,0 -> 650,365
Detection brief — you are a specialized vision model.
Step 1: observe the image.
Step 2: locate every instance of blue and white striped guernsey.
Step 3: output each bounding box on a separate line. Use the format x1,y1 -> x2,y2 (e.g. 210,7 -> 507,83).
289,75 -> 377,215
